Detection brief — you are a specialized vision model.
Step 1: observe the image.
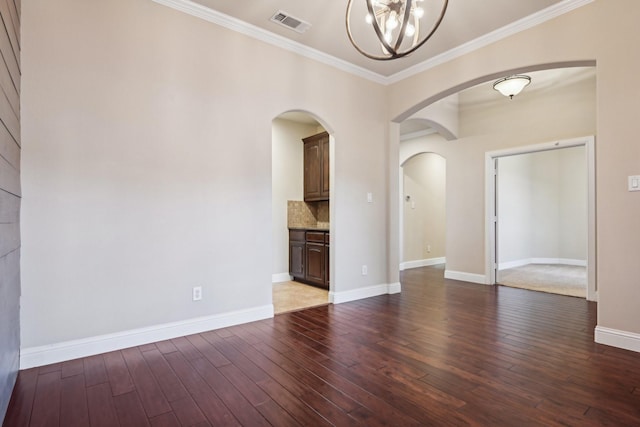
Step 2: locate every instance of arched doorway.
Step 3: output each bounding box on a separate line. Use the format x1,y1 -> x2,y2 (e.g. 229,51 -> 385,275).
392,65 -> 597,300
400,152 -> 447,271
271,111 -> 334,313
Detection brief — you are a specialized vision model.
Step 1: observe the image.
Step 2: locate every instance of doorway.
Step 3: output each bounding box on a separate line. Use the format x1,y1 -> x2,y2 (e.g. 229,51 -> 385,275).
485,136 -> 596,300
271,112 -> 332,313
400,152 -> 446,270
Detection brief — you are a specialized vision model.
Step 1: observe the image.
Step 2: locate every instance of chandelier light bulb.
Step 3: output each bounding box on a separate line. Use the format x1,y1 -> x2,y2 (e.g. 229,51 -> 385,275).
365,13 -> 373,24
387,12 -> 398,30
414,7 -> 424,18
405,24 -> 415,37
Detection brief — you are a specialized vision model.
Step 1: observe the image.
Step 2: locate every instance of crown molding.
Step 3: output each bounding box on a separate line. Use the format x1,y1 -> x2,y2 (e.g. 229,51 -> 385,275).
387,0 -> 595,84
152,0 -> 593,86
151,0 -> 388,85
400,128 -> 438,142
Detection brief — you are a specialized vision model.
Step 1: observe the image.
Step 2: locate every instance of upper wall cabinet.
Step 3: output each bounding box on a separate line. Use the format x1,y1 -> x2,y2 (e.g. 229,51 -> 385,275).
303,131 -> 330,201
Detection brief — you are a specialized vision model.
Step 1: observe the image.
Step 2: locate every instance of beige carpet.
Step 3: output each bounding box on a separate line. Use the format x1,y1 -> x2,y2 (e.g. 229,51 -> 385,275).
273,281 -> 329,314
498,264 -> 587,298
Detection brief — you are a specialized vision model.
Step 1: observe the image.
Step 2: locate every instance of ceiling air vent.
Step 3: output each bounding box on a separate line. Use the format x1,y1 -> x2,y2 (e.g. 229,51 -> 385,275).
270,10 -> 311,34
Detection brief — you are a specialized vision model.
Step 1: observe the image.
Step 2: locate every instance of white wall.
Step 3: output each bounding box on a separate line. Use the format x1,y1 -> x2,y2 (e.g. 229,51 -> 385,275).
271,118 -> 318,280
558,147 -> 588,260
20,0 -> 389,363
496,154 -> 532,264
498,146 -> 587,267
402,153 -> 446,263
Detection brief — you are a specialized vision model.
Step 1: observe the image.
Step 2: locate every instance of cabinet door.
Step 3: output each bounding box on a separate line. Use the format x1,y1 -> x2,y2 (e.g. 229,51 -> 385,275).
305,242 -> 325,287
289,241 -> 305,279
304,141 -> 321,201
325,242 -> 330,288
321,135 -> 330,199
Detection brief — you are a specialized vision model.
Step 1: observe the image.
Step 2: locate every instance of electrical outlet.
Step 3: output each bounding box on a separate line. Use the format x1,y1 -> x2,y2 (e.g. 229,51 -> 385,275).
427,245 -> 431,253
192,286 -> 202,301
362,265 -> 368,275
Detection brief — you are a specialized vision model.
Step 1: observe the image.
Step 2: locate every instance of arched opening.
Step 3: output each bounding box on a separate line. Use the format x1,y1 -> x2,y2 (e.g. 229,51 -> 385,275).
393,63 -> 597,301
271,110 -> 334,313
400,152 -> 447,272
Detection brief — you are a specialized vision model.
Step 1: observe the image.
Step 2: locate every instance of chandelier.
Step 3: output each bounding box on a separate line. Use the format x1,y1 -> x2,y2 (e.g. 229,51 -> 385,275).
346,0 -> 448,60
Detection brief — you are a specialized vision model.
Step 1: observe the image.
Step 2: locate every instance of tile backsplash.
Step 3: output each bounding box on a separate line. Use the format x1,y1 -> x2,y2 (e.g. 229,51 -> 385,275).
288,200 -> 330,229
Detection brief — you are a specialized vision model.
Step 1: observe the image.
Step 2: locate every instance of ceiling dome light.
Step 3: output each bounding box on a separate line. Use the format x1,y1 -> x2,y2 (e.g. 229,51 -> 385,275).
346,0 -> 448,61
493,75 -> 532,99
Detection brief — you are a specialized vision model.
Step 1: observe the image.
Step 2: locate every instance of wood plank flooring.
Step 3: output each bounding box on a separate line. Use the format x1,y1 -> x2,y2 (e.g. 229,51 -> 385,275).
5,266 -> 640,426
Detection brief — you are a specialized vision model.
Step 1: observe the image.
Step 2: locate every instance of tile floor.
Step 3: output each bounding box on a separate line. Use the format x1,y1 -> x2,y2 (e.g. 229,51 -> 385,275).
272,281 -> 328,314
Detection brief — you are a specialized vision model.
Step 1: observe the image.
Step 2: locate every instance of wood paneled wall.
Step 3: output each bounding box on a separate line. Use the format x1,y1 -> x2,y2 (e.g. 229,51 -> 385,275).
0,0 -> 20,421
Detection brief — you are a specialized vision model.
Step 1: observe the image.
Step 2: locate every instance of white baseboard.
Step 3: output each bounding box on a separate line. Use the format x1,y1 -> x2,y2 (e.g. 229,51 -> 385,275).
272,272 -> 292,283
595,326 -> 640,353
531,258 -> 587,266
388,282 -> 402,294
330,283 -> 400,304
499,258 -> 587,270
444,270 -> 489,285
400,257 -> 446,271
498,259 -> 531,270
20,304 -> 274,369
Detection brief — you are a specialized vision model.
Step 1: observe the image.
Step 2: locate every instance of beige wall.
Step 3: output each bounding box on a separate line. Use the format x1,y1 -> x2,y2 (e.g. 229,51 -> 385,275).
21,0 -> 388,351
402,153 -> 446,263
388,0 -> 640,336
271,118 -> 318,279
0,0 -> 20,418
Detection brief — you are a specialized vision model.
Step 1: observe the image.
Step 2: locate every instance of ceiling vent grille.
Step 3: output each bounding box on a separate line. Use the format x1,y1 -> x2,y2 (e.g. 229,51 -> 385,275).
270,11 -> 311,34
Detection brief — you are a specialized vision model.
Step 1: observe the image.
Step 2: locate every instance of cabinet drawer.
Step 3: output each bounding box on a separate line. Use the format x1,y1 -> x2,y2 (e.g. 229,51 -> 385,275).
289,230 -> 306,242
306,231 -> 325,243
324,233 -> 330,244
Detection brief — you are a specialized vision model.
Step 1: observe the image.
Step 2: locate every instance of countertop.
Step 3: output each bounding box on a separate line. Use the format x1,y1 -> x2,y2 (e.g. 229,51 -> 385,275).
288,226 -> 330,232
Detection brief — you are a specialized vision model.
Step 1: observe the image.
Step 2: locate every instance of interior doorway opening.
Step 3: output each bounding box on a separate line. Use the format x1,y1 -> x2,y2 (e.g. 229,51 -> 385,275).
486,136 -> 596,301
400,152 -> 447,271
271,112 -> 333,314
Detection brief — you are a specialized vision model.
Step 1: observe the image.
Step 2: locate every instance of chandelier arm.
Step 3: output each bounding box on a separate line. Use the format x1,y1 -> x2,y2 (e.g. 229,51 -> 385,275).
393,0 -> 413,52
345,0 -> 377,59
365,0 -> 396,55
397,0 -> 448,58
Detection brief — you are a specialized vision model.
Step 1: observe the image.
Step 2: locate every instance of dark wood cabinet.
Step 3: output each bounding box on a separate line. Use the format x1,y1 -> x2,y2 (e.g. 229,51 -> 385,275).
321,135 -> 330,199
288,230 -> 305,280
289,241 -> 305,279
289,228 -> 330,289
305,242 -> 325,286
325,232 -> 330,288
303,132 -> 329,202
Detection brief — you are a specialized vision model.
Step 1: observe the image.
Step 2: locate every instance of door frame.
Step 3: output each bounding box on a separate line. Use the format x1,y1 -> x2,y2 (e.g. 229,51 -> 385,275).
484,136 -> 597,301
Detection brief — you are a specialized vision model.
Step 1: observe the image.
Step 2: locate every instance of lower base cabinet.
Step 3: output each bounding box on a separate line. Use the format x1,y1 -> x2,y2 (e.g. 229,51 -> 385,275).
289,229 -> 329,289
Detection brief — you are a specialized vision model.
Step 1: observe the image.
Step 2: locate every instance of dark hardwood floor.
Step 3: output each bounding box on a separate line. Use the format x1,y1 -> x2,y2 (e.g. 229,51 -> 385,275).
4,266 -> 640,426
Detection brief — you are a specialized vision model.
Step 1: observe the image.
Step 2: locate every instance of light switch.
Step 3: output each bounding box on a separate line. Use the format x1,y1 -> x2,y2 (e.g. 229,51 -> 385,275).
367,192 -> 373,203
629,175 -> 640,192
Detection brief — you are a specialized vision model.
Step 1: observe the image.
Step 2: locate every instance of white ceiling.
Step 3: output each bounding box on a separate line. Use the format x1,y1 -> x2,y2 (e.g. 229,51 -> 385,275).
178,0 -> 588,79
